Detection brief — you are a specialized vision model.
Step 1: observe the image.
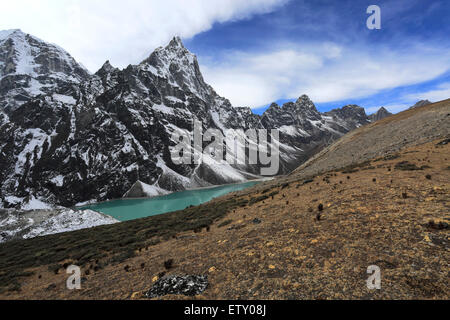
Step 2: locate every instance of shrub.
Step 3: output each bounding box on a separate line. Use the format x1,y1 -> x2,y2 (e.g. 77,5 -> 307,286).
164,259 -> 174,270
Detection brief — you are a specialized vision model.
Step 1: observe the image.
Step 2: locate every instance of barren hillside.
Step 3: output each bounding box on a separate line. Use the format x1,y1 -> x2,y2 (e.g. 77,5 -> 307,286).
0,100 -> 449,299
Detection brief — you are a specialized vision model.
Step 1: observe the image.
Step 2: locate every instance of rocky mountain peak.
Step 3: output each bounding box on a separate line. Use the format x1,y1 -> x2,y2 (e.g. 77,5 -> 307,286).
95,60 -> 117,76
296,94 -> 314,106
293,94 -> 319,113
0,28 -> 22,41
167,36 -> 184,49
268,102 -> 280,110
411,100 -> 432,108
368,106 -> 392,122
0,29 -> 90,112
139,36 -> 210,101
324,104 -> 369,129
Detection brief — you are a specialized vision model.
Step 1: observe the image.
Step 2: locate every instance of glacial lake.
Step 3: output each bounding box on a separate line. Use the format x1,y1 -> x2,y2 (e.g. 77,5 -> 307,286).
77,181 -> 260,221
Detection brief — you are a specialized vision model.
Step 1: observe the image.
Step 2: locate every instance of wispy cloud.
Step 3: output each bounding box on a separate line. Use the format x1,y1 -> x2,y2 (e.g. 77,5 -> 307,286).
402,82 -> 450,103
200,42 -> 450,107
0,0 -> 288,71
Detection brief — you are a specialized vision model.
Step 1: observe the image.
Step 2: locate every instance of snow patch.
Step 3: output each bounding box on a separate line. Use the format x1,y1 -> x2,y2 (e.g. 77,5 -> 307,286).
20,196 -> 53,210
53,93 -> 76,105
0,208 -> 119,243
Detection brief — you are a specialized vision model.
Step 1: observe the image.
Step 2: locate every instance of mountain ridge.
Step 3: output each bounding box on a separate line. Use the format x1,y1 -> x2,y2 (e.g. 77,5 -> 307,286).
0,32 -> 372,209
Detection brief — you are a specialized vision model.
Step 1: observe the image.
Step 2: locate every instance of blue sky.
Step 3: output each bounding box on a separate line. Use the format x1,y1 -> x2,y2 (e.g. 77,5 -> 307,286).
184,0 -> 450,114
2,0 -> 450,114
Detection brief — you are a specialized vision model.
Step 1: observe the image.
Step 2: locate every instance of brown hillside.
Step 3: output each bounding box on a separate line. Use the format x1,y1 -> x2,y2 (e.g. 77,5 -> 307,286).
290,99 -> 450,181
0,99 -> 449,300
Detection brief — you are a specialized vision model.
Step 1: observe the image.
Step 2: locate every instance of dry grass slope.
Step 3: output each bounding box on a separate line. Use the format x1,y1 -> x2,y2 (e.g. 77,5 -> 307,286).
0,99 -> 449,299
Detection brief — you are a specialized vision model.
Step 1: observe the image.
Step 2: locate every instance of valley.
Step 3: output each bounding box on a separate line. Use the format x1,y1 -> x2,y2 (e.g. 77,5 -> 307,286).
0,100 -> 448,299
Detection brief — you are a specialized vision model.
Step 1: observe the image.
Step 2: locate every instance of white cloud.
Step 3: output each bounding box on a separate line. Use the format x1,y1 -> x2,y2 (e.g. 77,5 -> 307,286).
0,0 -> 287,72
364,82 -> 450,115
200,43 -> 450,107
403,82 -> 450,103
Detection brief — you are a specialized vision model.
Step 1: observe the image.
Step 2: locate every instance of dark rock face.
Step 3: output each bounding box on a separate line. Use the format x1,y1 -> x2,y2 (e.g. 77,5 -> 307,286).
0,29 -> 90,112
145,274 -> 208,298
0,32 -> 371,209
368,107 -> 393,122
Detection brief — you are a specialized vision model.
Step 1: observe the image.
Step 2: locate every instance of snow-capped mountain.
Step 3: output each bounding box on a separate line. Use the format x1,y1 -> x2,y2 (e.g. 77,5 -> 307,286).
0,29 -> 89,112
0,32 -> 369,209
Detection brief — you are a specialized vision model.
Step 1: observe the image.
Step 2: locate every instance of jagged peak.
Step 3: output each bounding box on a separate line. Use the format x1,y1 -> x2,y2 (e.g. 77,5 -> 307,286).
167,36 -> 185,49
0,29 -> 22,40
342,104 -> 364,110
412,100 -> 432,108
269,102 -> 280,109
140,35 -> 195,67
96,60 -> 116,75
296,94 -> 312,104
374,107 -> 392,115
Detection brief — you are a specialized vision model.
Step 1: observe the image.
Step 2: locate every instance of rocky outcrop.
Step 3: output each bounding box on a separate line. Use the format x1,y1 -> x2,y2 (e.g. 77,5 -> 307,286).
368,107 -> 393,122
123,181 -> 169,198
145,274 -> 209,298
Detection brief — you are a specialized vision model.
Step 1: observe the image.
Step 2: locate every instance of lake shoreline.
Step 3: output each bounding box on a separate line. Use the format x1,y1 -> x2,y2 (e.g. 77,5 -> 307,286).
75,178 -> 272,221
74,177 -> 274,208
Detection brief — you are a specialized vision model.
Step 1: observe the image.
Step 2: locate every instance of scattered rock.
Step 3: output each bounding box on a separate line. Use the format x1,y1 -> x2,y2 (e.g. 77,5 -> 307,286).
227,224 -> 245,231
145,275 -> 208,298
252,218 -> 262,224
164,259 -> 174,270
395,161 -> 425,171
425,220 -> 449,230
318,204 -> 324,212
46,283 -> 56,291
425,174 -> 432,180
436,138 -> 450,146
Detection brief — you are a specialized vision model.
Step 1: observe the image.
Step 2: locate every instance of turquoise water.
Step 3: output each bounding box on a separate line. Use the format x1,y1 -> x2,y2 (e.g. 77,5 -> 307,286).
77,181 -> 259,221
